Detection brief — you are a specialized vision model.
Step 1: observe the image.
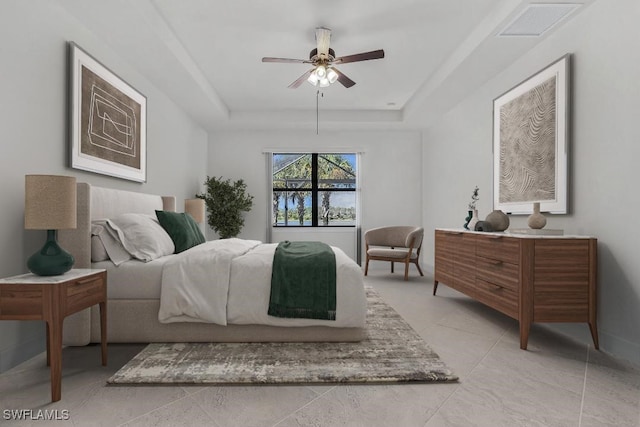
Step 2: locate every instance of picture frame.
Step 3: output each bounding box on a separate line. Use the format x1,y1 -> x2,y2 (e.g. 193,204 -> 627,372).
493,54 -> 570,214
69,42 -> 147,182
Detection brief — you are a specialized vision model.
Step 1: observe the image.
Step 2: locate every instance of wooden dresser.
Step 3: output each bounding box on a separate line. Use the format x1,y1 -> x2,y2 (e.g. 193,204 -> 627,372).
433,228 -> 598,350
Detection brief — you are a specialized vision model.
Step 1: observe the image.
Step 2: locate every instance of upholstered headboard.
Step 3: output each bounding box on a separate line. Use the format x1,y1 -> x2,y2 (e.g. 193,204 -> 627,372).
59,183 -> 176,269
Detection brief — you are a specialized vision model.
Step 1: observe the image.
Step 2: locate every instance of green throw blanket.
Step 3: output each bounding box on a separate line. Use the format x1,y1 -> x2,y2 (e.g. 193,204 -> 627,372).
268,241 -> 336,321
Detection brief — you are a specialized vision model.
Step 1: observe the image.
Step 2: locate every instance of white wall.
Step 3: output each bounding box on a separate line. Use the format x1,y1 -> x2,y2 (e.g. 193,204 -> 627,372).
422,0 -> 640,366
207,130 -> 423,262
0,0 -> 208,373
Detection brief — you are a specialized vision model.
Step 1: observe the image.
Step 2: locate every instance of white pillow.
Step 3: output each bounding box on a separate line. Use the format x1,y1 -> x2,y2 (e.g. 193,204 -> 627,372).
106,214 -> 175,262
91,235 -> 110,262
91,222 -> 132,265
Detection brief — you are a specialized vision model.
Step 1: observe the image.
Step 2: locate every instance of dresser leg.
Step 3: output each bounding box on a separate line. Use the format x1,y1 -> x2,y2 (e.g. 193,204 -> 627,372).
588,322 -> 599,350
433,280 -> 439,295
520,321 -> 530,350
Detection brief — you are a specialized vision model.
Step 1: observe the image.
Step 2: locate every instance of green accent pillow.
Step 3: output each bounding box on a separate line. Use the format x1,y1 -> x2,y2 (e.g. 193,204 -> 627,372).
155,210 -> 205,254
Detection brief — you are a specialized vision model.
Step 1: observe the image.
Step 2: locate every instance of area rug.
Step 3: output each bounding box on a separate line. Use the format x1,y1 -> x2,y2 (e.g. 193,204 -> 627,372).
107,287 -> 458,385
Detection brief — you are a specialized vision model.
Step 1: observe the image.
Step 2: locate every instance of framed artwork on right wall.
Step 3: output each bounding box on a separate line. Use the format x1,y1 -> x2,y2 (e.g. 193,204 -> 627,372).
493,54 -> 570,214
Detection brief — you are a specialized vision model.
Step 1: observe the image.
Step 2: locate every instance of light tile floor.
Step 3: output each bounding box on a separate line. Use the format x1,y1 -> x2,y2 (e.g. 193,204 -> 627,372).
1,268 -> 639,426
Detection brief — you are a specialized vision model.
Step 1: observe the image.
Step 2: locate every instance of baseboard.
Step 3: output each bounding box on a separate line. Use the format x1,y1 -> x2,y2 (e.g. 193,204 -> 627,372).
0,329 -> 46,374
598,331 -> 640,368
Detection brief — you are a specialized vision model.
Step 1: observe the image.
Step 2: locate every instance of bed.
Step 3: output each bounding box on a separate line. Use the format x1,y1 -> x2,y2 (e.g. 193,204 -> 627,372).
59,183 -> 366,346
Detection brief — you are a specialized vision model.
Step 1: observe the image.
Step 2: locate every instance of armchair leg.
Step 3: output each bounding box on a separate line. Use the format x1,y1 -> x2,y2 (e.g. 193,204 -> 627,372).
365,257 -> 370,276
404,262 -> 409,281
415,261 -> 424,276
391,262 -> 394,273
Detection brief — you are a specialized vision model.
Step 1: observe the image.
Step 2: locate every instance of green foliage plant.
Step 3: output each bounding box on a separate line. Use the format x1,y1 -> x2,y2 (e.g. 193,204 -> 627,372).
197,176 -> 254,239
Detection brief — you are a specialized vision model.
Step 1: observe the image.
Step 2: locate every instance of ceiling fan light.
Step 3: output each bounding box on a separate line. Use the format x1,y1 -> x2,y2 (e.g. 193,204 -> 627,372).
327,68 -> 338,84
307,73 -> 319,86
319,78 -> 330,88
315,65 -> 327,78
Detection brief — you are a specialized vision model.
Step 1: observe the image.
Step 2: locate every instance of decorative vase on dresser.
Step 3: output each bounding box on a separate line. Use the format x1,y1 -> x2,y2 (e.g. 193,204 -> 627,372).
464,210 -> 473,230
485,209 -> 509,231
467,209 -> 479,231
527,202 -> 547,229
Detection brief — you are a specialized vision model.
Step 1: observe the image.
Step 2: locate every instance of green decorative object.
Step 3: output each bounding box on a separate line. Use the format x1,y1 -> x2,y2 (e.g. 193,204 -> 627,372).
27,230 -> 75,276
197,176 -> 254,239
463,210 -> 473,230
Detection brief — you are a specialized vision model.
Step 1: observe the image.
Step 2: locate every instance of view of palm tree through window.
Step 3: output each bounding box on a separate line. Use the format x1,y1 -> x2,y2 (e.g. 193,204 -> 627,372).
272,153 -> 357,227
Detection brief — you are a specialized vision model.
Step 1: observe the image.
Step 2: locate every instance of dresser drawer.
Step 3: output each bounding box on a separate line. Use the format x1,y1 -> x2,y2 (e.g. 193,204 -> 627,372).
476,257 -> 519,292
474,278 -> 518,319
65,274 -> 105,314
475,235 -> 520,264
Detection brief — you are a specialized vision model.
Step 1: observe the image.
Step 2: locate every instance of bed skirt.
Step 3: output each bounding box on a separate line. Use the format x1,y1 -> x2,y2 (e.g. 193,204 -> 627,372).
63,300 -> 366,346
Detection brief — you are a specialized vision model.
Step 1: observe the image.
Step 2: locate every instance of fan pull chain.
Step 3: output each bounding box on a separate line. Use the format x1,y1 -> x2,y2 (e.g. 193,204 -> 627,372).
316,90 -> 324,135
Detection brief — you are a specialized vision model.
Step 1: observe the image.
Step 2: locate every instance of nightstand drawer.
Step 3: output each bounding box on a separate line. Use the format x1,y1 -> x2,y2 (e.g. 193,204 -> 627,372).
0,285 -> 43,319
476,235 -> 520,264
66,274 -> 105,314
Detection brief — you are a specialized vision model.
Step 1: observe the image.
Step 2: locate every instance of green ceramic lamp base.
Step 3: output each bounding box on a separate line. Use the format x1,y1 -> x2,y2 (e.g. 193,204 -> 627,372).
27,230 -> 75,276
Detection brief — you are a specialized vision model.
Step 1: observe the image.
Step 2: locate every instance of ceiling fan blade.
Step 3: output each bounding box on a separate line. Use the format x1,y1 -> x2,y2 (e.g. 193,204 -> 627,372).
332,67 -> 356,88
333,49 -> 385,64
288,69 -> 314,89
262,57 -> 312,64
315,27 -> 331,58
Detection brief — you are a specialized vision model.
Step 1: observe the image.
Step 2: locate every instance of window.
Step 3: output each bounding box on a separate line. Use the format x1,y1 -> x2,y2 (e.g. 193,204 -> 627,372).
272,153 -> 357,227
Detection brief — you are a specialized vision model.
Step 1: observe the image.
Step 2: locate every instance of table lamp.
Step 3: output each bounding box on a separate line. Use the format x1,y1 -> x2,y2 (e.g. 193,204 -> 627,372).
185,198 -> 206,237
184,198 -> 205,224
24,175 -> 77,276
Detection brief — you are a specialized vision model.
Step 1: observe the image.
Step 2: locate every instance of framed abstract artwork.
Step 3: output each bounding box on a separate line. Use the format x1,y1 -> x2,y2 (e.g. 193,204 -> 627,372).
69,42 -> 147,182
493,54 -> 570,214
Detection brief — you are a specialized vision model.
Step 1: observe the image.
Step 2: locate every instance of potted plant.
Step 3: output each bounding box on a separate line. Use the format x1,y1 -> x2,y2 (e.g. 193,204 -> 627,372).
197,176 -> 254,239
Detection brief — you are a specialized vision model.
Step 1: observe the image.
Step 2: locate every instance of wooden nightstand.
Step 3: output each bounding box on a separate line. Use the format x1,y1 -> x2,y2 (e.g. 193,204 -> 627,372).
0,269 -> 107,402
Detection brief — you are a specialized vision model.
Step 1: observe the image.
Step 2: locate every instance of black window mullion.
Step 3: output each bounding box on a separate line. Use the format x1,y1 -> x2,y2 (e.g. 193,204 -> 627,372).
311,153 -> 318,227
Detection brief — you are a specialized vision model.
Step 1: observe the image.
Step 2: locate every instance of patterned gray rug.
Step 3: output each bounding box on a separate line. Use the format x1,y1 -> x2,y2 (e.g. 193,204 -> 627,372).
107,287 -> 458,385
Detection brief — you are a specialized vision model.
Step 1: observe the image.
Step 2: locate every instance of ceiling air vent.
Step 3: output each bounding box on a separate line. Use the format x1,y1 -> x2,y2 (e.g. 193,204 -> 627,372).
498,3 -> 581,37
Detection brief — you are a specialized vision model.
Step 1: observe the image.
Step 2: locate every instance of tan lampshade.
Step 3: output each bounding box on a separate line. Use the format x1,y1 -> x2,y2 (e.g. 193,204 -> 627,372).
25,175 -> 77,230
185,198 -> 205,223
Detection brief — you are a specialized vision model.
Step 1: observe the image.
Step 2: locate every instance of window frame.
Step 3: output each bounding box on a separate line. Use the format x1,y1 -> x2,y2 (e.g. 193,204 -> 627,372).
272,153 -> 356,228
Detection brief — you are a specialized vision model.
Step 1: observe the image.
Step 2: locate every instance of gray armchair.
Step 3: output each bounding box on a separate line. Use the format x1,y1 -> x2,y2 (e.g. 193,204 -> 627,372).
364,226 -> 424,281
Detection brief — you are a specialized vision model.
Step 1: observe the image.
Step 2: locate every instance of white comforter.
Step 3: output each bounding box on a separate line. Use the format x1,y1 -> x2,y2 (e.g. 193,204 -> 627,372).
158,239 -> 366,328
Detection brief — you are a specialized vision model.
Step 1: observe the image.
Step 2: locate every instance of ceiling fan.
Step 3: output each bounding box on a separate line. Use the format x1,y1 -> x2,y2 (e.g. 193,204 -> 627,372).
262,27 -> 385,89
